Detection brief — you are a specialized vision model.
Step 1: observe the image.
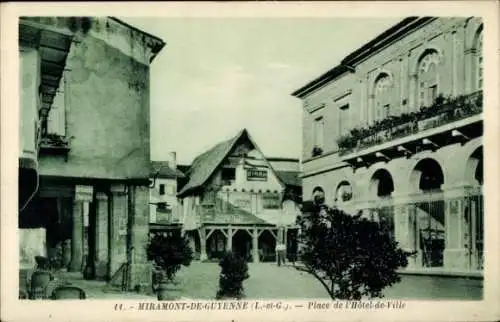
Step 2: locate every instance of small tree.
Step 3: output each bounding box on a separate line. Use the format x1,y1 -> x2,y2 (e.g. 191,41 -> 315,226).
297,203 -> 412,300
147,232 -> 194,284
216,252 -> 250,300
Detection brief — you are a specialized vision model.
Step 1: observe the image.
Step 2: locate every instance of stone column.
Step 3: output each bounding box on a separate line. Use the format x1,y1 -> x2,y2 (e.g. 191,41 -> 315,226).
109,184 -> 128,279
128,185 -> 152,290
94,192 -> 109,280
69,185 -> 93,272
199,228 -> 207,261
443,185 -> 474,271
226,227 -> 233,252
252,228 -> 259,263
392,193 -> 420,269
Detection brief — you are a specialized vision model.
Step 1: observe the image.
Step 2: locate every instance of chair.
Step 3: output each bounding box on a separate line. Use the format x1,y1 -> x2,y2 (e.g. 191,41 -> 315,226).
51,285 -> 86,300
19,290 -> 28,299
28,270 -> 53,300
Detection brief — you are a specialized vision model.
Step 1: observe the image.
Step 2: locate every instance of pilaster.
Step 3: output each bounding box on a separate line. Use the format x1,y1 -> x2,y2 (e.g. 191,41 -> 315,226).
109,184 -> 127,278
392,192 -> 420,269
95,192 -> 109,280
442,184 -> 476,271
127,185 -> 152,289
69,185 -> 93,272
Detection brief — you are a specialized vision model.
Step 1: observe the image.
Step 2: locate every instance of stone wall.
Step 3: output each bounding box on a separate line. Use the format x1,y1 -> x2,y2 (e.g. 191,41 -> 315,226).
300,17 -> 483,162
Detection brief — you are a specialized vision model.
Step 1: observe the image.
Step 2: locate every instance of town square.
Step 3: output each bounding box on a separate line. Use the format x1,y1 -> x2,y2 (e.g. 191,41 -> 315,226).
14,13 -> 485,303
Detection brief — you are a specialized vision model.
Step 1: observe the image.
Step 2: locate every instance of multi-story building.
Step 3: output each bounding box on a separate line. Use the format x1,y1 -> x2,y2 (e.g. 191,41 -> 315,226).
149,153 -> 185,232
176,129 -> 302,262
18,17 -> 165,289
292,17 -> 483,274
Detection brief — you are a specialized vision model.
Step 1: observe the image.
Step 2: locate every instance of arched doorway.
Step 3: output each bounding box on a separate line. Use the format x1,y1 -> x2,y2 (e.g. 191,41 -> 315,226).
232,230 -> 252,261
410,158 -> 445,267
464,147 -> 484,269
411,158 -> 444,192
369,169 -> 395,239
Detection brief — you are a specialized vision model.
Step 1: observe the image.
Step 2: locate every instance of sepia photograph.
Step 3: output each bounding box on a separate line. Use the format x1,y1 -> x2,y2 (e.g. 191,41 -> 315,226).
2,2 -> 499,322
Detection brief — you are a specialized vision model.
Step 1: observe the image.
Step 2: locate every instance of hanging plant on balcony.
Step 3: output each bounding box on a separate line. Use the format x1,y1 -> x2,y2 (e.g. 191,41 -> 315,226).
312,146 -> 323,157
337,134 -> 357,151
336,91 -> 483,153
40,133 -> 69,147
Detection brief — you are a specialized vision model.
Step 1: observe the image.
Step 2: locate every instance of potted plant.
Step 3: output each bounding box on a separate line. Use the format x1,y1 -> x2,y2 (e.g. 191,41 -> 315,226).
154,268 -> 169,300
312,146 -> 323,157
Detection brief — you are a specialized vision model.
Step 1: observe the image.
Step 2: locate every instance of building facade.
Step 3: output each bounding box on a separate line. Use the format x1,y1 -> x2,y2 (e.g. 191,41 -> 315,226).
292,17 -> 483,273
149,153 -> 185,225
176,129 -> 302,262
18,17 -> 165,289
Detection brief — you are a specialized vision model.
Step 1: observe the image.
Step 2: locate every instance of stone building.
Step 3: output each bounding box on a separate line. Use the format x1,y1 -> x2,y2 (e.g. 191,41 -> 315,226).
18,17 -> 165,289
292,17 -> 483,273
176,129 -> 302,262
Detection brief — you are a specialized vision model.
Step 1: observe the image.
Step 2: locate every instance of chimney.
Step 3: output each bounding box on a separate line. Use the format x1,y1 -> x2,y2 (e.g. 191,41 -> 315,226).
168,152 -> 177,171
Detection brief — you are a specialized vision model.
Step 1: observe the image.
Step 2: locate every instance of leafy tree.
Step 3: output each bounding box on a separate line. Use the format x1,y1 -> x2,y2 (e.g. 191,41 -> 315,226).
296,202 -> 412,300
216,252 -> 250,300
147,232 -> 194,283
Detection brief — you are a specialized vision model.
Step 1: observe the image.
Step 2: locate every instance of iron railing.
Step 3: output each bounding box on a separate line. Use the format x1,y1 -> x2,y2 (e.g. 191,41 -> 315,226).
338,91 -> 483,155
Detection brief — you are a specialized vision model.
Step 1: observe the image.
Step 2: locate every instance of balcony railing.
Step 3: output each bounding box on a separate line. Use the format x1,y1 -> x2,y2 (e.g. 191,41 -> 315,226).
39,133 -> 70,154
338,91 -> 483,156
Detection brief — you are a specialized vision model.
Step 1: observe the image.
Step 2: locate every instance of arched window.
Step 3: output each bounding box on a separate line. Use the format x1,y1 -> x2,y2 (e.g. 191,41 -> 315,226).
335,181 -> 353,203
418,50 -> 441,107
475,30 -> 483,90
312,186 -> 325,205
374,73 -> 392,121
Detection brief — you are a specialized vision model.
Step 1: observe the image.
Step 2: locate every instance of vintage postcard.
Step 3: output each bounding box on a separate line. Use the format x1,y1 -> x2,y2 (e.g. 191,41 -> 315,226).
1,1 -> 499,322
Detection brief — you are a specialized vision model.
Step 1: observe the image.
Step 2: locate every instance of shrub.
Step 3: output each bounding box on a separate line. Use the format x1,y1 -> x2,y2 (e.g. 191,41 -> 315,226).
297,205 -> 412,300
147,232 -> 194,283
216,252 -> 250,300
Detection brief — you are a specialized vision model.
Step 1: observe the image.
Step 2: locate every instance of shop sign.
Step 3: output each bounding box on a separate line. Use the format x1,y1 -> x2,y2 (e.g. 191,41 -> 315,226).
247,168 -> 267,181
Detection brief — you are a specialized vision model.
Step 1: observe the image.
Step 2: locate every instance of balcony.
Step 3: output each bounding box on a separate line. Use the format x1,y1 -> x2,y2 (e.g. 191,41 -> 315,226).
39,133 -> 70,156
339,91 -> 483,168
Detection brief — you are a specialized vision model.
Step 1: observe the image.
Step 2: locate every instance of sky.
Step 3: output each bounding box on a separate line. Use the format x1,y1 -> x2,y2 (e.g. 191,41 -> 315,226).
122,17 -> 402,165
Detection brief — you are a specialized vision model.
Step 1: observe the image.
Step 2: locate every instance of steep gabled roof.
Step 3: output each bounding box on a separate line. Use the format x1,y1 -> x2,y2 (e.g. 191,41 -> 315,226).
178,128 -> 285,197
276,170 -> 301,188
150,161 -> 185,179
